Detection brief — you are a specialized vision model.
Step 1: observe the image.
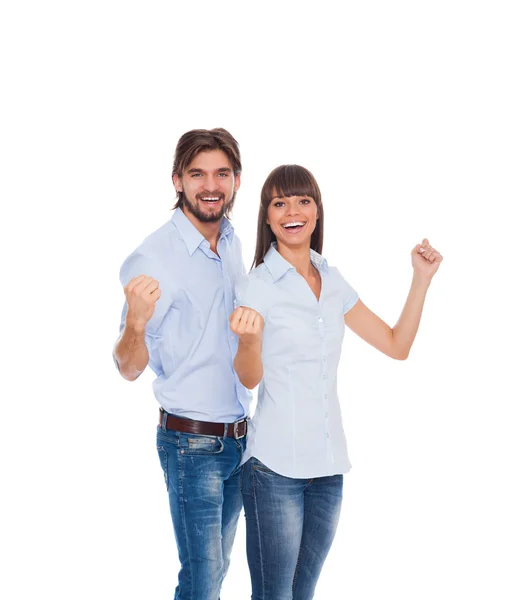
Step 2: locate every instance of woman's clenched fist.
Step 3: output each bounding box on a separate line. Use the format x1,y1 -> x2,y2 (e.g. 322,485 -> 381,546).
229,306 -> 264,345
124,275 -> 161,331
412,238 -> 443,281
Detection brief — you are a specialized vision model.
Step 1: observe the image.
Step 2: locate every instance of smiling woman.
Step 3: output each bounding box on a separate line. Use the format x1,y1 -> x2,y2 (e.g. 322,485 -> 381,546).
230,163 -> 444,599
252,164 -> 324,268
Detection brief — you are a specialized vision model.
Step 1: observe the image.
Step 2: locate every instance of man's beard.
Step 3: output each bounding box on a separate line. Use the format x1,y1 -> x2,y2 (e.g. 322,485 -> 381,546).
182,191 -> 234,223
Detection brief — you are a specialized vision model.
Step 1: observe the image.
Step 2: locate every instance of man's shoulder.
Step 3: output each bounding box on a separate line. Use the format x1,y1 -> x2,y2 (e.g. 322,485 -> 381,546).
128,217 -> 188,260
227,230 -> 243,251
119,219 -> 181,284
138,218 -> 181,255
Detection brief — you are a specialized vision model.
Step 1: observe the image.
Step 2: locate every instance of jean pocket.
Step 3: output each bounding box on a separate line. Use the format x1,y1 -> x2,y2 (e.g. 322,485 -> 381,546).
180,434 -> 224,455
251,457 -> 276,474
156,444 -> 169,490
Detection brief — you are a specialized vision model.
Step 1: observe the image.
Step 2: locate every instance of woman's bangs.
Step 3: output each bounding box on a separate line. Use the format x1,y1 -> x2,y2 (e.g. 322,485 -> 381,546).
269,166 -> 317,200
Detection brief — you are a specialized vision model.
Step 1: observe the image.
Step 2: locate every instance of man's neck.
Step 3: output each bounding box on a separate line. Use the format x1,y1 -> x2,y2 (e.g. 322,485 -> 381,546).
182,206 -> 223,253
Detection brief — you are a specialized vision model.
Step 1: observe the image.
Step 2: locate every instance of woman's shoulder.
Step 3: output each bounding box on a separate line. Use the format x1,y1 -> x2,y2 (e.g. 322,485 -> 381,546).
236,264 -> 274,318
239,264 -> 274,297
248,261 -> 273,282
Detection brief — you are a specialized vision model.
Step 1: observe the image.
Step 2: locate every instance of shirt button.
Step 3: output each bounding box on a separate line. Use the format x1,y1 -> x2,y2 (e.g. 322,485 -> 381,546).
318,317 -> 323,323
323,375 -> 326,380
325,413 -> 328,418
326,433 -> 330,439
325,394 -> 328,399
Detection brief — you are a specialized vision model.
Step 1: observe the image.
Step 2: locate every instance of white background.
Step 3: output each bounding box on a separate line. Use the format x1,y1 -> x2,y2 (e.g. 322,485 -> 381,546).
1,1 -> 508,598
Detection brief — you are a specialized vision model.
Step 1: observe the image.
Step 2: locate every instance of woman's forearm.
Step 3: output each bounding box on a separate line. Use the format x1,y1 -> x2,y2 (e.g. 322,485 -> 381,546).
391,275 -> 430,359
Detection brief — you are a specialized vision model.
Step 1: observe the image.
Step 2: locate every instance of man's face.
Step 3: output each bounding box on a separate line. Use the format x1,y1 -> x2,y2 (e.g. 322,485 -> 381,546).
173,150 -> 241,223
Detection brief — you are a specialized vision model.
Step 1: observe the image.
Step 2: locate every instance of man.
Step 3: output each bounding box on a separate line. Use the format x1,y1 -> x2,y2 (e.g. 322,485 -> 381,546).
114,128 -> 251,600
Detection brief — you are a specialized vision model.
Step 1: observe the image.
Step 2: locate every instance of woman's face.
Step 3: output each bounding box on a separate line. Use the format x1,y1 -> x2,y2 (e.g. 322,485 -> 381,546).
266,190 -> 319,248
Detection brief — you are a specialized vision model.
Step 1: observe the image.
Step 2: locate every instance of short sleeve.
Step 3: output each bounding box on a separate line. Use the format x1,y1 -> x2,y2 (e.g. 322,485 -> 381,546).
235,273 -> 272,320
333,268 -> 359,314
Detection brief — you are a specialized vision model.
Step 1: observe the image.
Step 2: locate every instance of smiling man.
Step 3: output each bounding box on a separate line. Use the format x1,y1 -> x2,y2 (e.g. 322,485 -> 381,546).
114,129 -> 250,600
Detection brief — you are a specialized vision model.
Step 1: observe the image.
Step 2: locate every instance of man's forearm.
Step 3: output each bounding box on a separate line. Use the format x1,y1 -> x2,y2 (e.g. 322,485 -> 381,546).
234,339 -> 263,389
114,322 -> 149,381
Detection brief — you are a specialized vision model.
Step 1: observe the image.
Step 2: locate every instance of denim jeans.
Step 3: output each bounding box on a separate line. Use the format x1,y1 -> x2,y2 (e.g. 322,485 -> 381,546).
242,457 -> 343,600
156,422 -> 246,600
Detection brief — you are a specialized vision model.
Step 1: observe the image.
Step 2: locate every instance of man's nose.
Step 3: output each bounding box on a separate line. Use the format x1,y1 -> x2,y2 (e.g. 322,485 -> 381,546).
202,174 -> 216,191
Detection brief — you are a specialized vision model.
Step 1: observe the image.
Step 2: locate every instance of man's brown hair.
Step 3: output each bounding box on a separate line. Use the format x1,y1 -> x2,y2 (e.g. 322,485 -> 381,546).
172,128 -> 242,218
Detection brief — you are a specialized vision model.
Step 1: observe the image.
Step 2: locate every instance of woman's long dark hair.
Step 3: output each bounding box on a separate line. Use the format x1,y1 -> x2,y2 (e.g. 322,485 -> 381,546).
252,165 -> 324,268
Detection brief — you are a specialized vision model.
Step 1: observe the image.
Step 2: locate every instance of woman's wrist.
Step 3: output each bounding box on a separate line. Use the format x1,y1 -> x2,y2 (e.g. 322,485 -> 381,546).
411,271 -> 432,290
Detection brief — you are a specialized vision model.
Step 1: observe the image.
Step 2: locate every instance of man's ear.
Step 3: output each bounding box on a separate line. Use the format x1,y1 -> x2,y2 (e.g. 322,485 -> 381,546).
234,173 -> 241,193
172,173 -> 182,193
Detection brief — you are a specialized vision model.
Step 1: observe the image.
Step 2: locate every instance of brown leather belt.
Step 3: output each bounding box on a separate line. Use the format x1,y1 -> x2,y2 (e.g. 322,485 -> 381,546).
158,408 -> 248,440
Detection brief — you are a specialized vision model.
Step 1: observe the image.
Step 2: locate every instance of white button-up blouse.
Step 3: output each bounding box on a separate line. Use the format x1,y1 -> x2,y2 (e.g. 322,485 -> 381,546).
236,243 -> 359,478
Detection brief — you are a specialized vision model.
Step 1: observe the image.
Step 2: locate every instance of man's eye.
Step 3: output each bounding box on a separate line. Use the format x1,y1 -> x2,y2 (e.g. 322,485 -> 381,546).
218,173 -> 229,178
191,173 -> 202,178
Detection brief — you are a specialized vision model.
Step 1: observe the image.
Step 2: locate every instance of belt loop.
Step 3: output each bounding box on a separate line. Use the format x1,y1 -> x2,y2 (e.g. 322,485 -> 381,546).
160,407 -> 167,432
223,422 -> 228,438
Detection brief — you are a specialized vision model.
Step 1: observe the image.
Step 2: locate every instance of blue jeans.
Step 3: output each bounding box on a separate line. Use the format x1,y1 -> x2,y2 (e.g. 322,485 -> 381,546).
156,422 -> 246,600
242,457 -> 343,600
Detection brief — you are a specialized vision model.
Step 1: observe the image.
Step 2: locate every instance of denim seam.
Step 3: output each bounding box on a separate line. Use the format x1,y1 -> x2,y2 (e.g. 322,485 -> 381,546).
252,464 -> 265,599
177,434 -> 194,599
293,478 -> 313,593
157,445 -> 169,491
292,534 -> 305,595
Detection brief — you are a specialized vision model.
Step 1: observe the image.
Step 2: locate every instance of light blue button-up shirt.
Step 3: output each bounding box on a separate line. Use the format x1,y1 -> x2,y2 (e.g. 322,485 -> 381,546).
236,243 -> 359,478
117,208 -> 251,422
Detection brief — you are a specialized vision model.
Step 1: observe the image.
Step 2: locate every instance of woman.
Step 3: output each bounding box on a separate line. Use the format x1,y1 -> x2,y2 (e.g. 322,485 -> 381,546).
229,165 -> 443,599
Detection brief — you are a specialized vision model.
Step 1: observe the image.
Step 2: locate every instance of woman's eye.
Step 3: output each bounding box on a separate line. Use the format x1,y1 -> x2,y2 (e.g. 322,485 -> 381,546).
274,202 -> 284,208
300,199 -> 310,204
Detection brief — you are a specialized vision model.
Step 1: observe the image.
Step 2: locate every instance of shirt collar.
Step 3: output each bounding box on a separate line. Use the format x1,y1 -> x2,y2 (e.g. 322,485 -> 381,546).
263,242 -> 328,282
171,207 -> 233,256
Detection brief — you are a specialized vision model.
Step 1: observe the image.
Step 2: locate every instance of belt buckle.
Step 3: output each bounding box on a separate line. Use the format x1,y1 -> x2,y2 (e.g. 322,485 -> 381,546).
233,420 -> 246,440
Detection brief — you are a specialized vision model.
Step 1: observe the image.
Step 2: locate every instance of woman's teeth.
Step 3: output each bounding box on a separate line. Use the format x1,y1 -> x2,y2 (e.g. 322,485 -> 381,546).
282,222 -> 305,229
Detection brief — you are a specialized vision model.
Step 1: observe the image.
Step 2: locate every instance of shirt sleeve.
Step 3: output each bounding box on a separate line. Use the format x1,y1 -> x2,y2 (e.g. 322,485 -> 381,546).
235,273 -> 271,320
113,250 -> 172,372
118,250 -> 172,335
334,268 -> 359,314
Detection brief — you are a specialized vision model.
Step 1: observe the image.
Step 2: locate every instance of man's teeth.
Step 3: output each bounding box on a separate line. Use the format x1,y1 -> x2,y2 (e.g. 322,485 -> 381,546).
282,222 -> 305,228
201,197 -> 220,202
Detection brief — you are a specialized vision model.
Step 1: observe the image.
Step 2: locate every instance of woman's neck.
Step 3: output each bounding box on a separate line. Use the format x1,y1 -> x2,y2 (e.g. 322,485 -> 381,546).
276,242 -> 314,278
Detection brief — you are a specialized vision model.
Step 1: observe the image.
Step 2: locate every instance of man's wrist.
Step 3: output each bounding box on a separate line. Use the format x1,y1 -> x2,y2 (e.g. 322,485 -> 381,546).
125,318 -> 147,335
238,337 -> 262,351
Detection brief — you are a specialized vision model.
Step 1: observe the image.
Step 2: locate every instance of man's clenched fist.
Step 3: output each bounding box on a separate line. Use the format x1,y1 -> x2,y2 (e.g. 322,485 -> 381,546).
124,275 -> 161,330
229,306 -> 264,345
